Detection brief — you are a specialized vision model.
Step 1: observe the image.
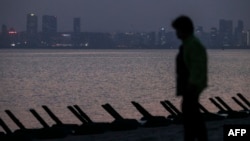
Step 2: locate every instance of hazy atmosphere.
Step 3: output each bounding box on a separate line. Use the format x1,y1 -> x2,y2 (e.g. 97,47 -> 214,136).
1,1 -> 250,140
1,0 -> 250,32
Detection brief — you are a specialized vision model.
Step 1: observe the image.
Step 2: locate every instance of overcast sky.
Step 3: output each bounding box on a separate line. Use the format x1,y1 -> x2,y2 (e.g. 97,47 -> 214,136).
1,0 -> 250,32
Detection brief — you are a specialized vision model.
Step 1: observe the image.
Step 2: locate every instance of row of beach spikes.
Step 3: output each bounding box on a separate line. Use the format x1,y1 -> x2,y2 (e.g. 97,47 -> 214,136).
0,93 -> 249,141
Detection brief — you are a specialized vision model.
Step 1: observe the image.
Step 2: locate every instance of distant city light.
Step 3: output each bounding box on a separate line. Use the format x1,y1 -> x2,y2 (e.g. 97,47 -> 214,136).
61,34 -> 71,37
8,31 -> 17,34
30,13 -> 35,16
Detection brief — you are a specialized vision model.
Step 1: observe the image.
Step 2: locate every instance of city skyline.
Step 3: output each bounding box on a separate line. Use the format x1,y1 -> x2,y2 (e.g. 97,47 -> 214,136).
1,13 -> 249,49
1,12 -> 249,34
1,0 -> 250,32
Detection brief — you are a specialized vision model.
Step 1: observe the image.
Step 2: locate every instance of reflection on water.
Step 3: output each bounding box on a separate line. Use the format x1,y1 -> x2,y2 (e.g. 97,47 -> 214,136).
0,49 -> 250,130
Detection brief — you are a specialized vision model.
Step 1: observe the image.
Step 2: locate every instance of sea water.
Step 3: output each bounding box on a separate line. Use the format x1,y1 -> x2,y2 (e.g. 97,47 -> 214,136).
0,49 -> 249,130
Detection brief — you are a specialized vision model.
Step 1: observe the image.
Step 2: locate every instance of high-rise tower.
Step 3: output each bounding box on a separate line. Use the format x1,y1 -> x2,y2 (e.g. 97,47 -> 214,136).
27,13 -> 38,34
42,15 -> 57,44
73,18 -> 81,33
42,15 -> 57,34
235,20 -> 244,47
26,13 -> 38,46
219,19 -> 233,46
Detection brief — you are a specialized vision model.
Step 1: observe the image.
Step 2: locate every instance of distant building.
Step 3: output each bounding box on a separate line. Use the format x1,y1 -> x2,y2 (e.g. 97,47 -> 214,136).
0,25 -> 10,47
27,13 -> 38,34
42,15 -> 57,34
209,27 -> 219,48
1,24 -> 8,36
234,20 -> 244,47
42,15 -> 57,45
247,30 -> 250,47
157,27 -> 167,46
26,13 -> 38,47
143,32 -> 156,47
72,18 -> 81,46
165,31 -> 178,48
219,19 -> 233,47
8,28 -> 18,47
73,18 -> 81,33
195,26 -> 205,43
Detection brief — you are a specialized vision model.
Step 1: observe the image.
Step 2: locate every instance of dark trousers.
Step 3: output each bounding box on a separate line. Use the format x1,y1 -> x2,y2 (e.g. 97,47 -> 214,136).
182,93 -> 208,141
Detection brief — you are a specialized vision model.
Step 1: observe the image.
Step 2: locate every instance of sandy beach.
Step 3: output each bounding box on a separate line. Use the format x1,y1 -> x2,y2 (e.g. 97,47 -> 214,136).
31,116 -> 250,141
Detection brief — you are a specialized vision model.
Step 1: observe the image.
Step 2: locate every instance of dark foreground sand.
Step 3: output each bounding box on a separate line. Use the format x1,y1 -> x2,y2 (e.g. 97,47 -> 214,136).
33,117 -> 250,141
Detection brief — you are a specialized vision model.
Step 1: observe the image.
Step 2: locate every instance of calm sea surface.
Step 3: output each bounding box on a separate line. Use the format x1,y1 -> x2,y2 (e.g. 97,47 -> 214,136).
0,49 -> 250,130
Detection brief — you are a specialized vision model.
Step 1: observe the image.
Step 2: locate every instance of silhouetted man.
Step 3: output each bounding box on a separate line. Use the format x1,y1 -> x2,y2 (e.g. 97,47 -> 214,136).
172,16 -> 208,141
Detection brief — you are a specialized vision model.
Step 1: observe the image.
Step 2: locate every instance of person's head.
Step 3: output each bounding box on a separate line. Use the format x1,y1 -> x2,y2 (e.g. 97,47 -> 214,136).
172,16 -> 194,40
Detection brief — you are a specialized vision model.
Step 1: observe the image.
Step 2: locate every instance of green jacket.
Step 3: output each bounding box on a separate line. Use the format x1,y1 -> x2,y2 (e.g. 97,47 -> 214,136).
183,35 -> 208,92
